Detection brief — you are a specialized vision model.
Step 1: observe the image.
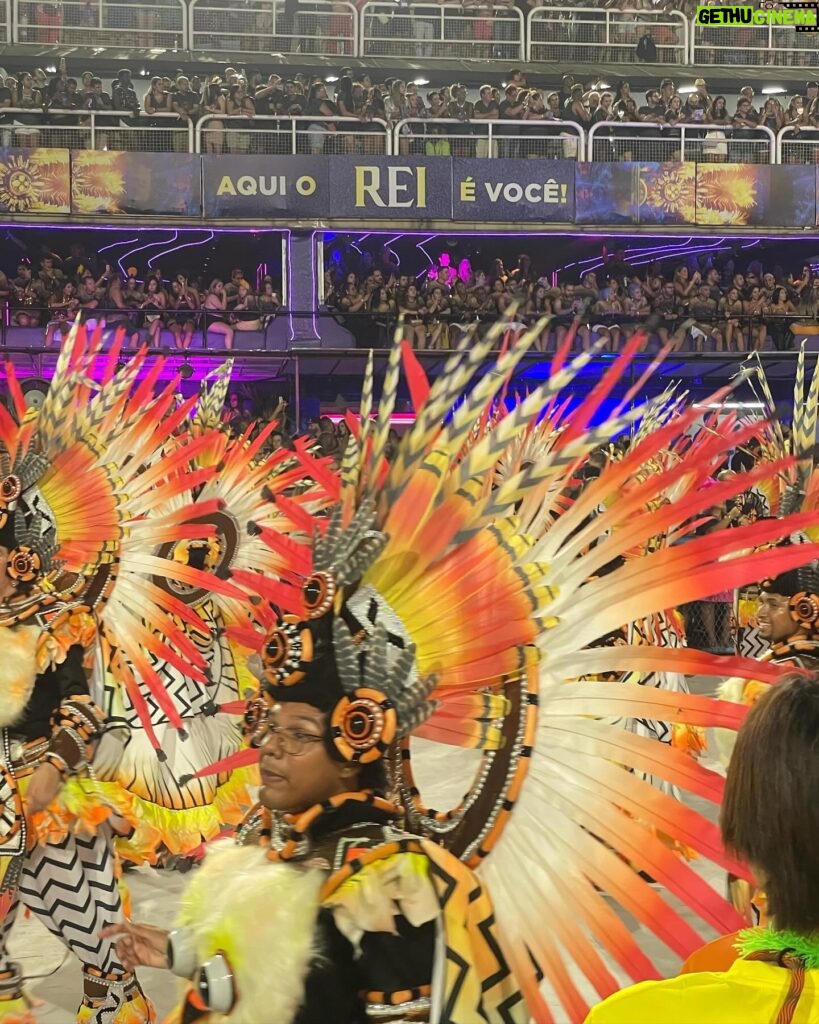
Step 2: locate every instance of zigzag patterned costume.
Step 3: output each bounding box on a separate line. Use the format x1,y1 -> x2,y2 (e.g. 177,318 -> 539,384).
92,363 -> 333,865
0,328 -> 281,1023
105,320 -> 819,1024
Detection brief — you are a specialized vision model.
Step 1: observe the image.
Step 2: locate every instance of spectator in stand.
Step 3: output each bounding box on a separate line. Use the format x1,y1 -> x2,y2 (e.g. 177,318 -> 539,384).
144,76 -> 170,123
638,89 -> 665,123
399,282 -> 428,349
611,81 -> 632,118
305,81 -> 337,155
719,286 -> 747,352
112,69 -> 139,114
760,97 -> 785,133
44,280 -> 81,347
139,275 -> 166,345
498,84 -> 525,158
447,84 -> 474,157
564,84 -> 591,129
37,254 -> 64,294
258,277 -> 280,318
316,416 -> 339,458
173,75 -> 202,138
733,94 -> 760,128
473,84 -> 499,157
167,275 -> 198,350
767,286 -> 798,351
707,95 -> 731,126
226,81 -> 255,153
693,76 -> 711,106
384,79 -> 408,125
680,89 -> 704,123
739,84 -> 758,114
201,76 -> 227,154
229,280 -> 262,334
592,92 -> 614,124
11,263 -> 39,326
203,278 -> 233,350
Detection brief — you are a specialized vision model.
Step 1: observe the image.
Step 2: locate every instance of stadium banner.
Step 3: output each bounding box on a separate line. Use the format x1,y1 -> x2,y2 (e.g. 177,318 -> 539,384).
452,158 -> 574,222
0,148 -> 70,215
696,163 -> 815,227
71,151 -> 201,216
202,155 -> 328,217
327,156 -> 452,220
575,162 -> 696,225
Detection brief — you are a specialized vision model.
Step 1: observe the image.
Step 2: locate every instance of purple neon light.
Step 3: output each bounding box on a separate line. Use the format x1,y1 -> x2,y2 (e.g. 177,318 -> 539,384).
414,235 -> 436,280
310,229 -> 319,339
148,230 -> 215,268
4,224 -> 818,242
285,228 -> 295,343
98,236 -> 139,255
117,230 -> 178,279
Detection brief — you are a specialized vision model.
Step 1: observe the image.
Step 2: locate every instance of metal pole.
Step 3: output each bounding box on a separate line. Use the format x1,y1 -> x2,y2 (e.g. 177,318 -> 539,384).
294,352 -> 301,431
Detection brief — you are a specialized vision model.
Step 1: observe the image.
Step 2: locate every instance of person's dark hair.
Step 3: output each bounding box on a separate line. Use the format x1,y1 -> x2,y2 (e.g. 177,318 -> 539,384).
721,671 -> 819,933
358,756 -> 389,795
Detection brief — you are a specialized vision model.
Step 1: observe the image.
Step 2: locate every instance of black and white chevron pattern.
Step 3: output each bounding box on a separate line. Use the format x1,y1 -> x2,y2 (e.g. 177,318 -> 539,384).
18,830 -> 123,973
107,600 -> 240,728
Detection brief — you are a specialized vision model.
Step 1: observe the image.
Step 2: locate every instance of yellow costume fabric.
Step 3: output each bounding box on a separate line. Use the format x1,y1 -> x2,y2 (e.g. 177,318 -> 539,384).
584,959 -> 819,1023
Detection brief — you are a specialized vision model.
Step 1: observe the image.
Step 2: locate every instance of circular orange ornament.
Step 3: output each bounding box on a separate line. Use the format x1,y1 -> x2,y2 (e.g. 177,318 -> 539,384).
791,591 -> 819,631
302,571 -> 336,620
330,687 -> 397,763
0,475 -> 21,503
262,615 -> 314,686
7,546 -> 40,584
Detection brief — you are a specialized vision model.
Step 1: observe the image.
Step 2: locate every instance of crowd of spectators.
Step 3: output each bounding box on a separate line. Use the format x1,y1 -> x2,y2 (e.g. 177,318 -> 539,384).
0,57 -> 814,160
1,246 -> 280,350
327,247 -> 819,353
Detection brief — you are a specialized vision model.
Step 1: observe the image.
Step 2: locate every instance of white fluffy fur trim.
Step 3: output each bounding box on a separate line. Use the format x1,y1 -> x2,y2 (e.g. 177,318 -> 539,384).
713,674 -> 755,767
0,626 -> 40,728
177,841 -> 322,1024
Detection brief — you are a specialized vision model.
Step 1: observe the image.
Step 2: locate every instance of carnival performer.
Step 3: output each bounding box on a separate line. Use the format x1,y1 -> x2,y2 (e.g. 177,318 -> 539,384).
586,671 -> 819,1024
92,364 -> 335,867
0,324 -> 255,1023
0,517 -> 152,1023
104,324 -> 819,1024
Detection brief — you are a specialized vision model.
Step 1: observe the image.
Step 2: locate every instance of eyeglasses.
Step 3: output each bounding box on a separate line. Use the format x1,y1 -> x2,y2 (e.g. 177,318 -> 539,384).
262,724 -> 324,756
244,701 -> 324,756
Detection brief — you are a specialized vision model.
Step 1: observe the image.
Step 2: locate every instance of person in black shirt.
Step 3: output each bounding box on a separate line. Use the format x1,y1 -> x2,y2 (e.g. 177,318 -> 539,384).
172,75 -> 202,122
498,83 -> 525,157
637,89 -> 665,123
474,84 -> 499,157
112,68 -> 139,114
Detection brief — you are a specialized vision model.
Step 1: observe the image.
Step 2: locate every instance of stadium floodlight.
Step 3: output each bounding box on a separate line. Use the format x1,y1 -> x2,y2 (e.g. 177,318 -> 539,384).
761,85 -> 787,94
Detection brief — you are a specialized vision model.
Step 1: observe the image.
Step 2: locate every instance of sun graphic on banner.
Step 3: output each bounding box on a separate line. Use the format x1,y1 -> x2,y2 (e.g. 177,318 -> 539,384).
696,164 -> 759,224
642,166 -> 695,222
71,152 -> 126,213
0,154 -> 47,212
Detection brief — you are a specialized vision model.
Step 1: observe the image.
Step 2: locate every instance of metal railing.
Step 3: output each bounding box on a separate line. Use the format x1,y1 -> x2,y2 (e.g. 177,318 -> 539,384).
13,0 -> 186,47
526,6 -> 688,64
393,117 -> 586,160
691,16 -> 819,67
0,108 -> 192,152
195,113 -> 391,155
361,2 -> 523,60
776,125 -> 819,164
190,0 -> 357,56
588,121 -> 776,164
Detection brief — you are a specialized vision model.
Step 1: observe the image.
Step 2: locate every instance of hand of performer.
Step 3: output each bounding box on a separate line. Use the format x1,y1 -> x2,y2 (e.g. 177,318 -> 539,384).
26,762 -> 63,814
99,922 -> 170,971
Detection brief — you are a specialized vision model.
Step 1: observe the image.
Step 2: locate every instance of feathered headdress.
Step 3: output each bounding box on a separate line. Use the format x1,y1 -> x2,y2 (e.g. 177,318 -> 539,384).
228,321 -> 819,1023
